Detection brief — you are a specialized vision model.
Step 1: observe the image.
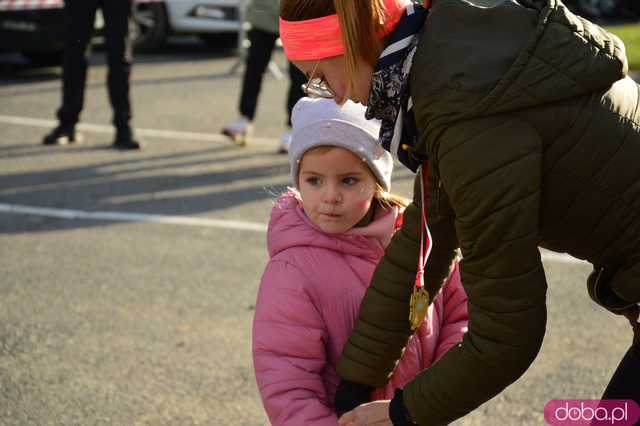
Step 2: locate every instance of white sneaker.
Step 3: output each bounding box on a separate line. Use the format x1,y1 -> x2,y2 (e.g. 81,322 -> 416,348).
278,130 -> 292,154
222,117 -> 253,146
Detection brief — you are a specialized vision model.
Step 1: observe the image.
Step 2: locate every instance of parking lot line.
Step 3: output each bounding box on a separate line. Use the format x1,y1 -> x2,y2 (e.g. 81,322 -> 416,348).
0,202 -> 267,232
0,114 -> 279,145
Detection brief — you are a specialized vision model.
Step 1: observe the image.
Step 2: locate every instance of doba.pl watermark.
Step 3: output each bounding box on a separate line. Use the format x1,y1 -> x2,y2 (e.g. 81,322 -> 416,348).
544,400 -> 640,425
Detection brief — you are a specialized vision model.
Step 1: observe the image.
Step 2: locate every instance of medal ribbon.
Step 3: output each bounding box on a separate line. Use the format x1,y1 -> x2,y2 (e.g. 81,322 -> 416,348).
416,162 -> 432,290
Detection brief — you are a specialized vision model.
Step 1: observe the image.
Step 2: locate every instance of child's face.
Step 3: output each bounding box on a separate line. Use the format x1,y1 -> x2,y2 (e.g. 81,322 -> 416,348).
298,147 -> 377,234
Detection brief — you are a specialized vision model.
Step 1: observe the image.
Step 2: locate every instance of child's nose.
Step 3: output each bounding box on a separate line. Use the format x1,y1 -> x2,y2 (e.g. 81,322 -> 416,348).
324,185 -> 342,204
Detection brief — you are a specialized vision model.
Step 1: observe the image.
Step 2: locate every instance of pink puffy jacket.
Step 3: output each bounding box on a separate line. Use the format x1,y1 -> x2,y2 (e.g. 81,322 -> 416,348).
252,192 -> 468,425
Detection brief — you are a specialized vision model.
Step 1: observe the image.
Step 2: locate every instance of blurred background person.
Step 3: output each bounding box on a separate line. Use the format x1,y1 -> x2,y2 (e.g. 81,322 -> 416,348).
42,0 -> 142,150
221,0 -> 305,153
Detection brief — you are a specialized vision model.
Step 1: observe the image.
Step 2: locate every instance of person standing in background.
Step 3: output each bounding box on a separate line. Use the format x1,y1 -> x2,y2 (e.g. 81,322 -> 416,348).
221,0 -> 305,153
42,0 -> 142,150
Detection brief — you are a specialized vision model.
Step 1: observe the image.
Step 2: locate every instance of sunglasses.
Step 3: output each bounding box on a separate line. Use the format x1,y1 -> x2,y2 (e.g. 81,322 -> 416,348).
301,60 -> 335,99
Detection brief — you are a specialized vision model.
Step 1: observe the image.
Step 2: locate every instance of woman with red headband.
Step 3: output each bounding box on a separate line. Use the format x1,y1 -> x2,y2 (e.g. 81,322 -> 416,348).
279,0 -> 640,425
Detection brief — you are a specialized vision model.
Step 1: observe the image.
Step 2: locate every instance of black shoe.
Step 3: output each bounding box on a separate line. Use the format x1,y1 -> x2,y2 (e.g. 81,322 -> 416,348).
42,126 -> 83,145
113,127 -> 142,150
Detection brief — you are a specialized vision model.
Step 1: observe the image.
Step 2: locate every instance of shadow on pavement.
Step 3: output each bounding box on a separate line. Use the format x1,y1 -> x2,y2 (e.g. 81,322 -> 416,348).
0,36 -> 240,91
1,70 -> 240,98
0,140 -> 416,234
131,37 -> 239,65
0,144 -> 292,234
0,62 -> 61,86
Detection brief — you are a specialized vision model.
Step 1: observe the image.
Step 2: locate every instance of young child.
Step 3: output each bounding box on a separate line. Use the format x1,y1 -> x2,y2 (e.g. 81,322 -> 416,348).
251,97 -> 468,425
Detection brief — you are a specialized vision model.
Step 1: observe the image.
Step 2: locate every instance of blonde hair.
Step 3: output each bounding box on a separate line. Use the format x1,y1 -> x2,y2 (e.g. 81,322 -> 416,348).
375,184 -> 410,209
299,145 -> 409,209
280,0 -> 386,93
334,0 -> 386,86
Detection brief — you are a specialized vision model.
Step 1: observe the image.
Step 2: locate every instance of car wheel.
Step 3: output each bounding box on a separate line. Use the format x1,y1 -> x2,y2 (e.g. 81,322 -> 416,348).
133,2 -> 167,51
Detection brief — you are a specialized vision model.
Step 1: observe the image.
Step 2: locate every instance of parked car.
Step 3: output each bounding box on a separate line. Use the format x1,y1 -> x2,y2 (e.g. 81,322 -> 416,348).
0,0 -> 66,64
134,0 -> 242,50
0,0 -> 242,63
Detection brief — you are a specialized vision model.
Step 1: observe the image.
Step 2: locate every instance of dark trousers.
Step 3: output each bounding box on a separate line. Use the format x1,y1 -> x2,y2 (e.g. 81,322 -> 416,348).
239,28 -> 306,127
57,0 -> 133,130
602,311 -> 640,403
602,343 -> 640,403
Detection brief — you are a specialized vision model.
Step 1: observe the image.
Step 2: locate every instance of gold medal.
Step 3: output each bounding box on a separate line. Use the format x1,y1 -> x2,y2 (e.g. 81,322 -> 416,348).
409,286 -> 429,330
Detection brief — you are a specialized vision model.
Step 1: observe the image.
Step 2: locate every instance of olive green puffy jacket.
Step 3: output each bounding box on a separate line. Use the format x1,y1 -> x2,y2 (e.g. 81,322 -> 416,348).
337,0 -> 640,424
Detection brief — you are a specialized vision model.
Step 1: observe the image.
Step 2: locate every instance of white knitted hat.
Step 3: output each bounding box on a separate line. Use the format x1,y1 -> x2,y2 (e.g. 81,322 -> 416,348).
289,98 -> 393,191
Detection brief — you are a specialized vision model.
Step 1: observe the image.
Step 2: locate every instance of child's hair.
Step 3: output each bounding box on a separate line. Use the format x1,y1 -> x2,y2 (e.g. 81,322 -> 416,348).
376,184 -> 410,209
299,145 -> 409,210
280,0 -> 386,90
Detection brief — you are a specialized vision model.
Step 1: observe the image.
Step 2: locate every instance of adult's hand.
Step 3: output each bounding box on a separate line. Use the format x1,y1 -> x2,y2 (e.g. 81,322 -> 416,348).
338,400 -> 392,426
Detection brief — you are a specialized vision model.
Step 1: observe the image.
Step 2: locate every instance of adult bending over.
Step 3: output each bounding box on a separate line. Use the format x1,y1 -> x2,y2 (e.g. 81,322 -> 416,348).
278,0 -> 640,424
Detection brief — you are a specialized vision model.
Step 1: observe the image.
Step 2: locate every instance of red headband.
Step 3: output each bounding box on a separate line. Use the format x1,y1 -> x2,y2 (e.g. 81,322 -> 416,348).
280,0 -> 413,61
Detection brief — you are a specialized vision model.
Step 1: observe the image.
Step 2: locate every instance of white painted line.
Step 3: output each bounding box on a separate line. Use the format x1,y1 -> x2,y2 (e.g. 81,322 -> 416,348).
0,203 -> 267,233
0,114 -> 278,146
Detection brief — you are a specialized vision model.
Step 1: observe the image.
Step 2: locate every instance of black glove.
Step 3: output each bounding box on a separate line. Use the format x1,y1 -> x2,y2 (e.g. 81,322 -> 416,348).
334,379 -> 374,415
389,389 -> 417,426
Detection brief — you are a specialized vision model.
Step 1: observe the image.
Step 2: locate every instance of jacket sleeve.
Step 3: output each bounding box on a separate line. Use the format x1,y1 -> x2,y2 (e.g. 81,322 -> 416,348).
403,117 -> 547,425
433,261 -> 468,362
252,260 -> 338,426
336,165 -> 459,387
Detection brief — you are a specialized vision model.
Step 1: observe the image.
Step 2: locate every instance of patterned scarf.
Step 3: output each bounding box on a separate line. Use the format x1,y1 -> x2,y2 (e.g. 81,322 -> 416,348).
365,2 -> 429,172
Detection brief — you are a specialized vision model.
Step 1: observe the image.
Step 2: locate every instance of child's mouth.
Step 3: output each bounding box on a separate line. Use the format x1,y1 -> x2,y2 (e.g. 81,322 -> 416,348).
321,213 -> 341,219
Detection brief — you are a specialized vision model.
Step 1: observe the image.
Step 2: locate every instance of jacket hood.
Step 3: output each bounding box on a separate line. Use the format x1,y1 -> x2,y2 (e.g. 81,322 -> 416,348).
411,0 -> 628,137
267,191 -> 399,260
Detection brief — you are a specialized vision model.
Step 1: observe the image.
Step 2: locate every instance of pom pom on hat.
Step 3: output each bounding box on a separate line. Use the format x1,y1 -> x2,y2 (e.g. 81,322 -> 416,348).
289,98 -> 393,191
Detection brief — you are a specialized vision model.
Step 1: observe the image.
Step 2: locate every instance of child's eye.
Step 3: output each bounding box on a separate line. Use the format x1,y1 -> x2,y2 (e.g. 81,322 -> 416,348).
342,177 -> 358,186
306,177 -> 321,186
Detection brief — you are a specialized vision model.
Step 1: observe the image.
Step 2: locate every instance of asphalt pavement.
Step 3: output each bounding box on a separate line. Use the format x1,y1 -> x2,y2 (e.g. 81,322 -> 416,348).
0,41 -> 635,425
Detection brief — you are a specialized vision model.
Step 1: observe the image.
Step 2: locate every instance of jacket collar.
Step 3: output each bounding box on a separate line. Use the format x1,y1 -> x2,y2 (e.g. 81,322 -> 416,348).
267,191 -> 399,259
